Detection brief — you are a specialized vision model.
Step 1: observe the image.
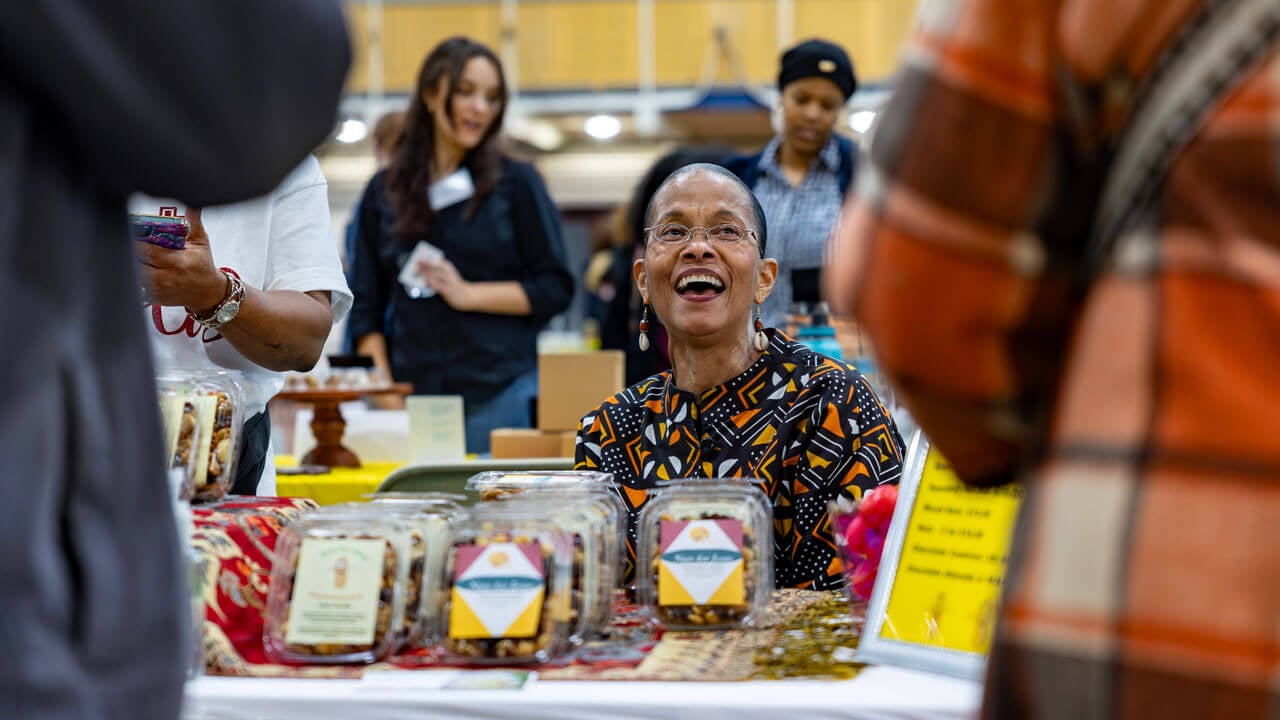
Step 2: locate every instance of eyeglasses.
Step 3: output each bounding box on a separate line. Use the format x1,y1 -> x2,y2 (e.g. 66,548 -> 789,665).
644,222 -> 758,249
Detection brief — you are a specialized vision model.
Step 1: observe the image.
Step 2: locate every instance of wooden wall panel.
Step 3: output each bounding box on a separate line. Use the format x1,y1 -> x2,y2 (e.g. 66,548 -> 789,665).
517,3 -> 639,89
794,0 -> 917,81
342,0 -> 918,94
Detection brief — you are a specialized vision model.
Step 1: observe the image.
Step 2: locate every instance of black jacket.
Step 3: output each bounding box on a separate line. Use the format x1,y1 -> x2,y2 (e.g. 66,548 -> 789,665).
0,3 -> 348,718
348,160 -> 575,404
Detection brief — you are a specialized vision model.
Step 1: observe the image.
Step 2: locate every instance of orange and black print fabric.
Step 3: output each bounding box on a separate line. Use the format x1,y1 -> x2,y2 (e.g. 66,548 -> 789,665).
575,329 -> 904,590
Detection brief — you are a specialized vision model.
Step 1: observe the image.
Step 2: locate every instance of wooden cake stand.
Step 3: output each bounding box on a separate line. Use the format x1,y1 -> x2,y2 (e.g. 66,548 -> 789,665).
274,383 -> 413,468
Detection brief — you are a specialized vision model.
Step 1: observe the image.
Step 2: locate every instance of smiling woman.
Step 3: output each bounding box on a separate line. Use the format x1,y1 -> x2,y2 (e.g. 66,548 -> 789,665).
575,164 -> 905,590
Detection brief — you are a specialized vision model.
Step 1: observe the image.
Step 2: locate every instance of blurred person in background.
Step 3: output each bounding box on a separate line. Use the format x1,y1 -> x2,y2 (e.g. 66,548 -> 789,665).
602,146 -> 732,385
0,1 -> 348,719
348,37 -> 574,454
829,1 -> 1280,717
581,209 -> 627,348
343,110 -> 405,353
137,155 -> 353,496
578,164 -> 903,589
727,38 -> 858,329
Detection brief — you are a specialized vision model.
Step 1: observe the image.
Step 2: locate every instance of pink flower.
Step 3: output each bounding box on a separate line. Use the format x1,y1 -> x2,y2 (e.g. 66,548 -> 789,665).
836,484 -> 900,602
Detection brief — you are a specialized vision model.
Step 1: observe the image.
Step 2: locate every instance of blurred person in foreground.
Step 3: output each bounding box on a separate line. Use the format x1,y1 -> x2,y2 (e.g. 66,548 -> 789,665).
0,2 -> 348,719
349,37 -> 573,452
829,1 -> 1280,717
727,39 -> 858,329
577,164 -> 903,588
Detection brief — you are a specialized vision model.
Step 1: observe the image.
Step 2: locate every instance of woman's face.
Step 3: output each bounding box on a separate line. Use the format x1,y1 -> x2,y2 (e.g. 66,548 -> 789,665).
779,76 -> 844,156
426,56 -> 503,155
635,170 -> 777,348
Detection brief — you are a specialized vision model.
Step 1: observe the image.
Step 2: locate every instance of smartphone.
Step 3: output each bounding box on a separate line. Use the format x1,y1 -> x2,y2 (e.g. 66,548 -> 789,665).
130,213 -> 189,249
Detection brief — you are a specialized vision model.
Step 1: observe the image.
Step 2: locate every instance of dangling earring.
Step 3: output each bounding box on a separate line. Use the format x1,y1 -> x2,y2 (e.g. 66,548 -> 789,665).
753,304 -> 768,352
638,304 -> 651,351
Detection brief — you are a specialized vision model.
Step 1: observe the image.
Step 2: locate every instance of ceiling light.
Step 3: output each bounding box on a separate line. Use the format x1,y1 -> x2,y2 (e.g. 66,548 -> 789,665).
583,114 -> 621,140
335,118 -> 368,144
849,110 -> 877,135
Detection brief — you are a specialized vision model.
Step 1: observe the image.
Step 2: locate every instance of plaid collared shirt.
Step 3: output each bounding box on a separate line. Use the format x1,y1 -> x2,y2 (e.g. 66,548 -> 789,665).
753,135 -> 845,328
832,1 -> 1280,717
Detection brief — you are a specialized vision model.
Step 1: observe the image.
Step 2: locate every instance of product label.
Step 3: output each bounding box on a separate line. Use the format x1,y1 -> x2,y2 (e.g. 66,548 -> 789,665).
449,542 -> 546,639
284,538 -> 386,646
658,519 -> 744,606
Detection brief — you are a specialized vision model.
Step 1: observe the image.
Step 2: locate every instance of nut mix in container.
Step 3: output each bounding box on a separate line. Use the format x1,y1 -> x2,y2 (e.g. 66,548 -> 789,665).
491,492 -> 617,642
156,370 -> 244,503
365,494 -> 468,648
436,504 -> 575,665
468,472 -> 624,632
465,469 -> 615,502
636,479 -> 774,630
263,508 -> 409,664
157,379 -> 198,501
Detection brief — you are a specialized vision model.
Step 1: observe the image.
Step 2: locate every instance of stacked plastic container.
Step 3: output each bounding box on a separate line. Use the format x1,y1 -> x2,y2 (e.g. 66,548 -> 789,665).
636,479 -> 773,630
156,369 -> 245,503
436,503 -> 576,665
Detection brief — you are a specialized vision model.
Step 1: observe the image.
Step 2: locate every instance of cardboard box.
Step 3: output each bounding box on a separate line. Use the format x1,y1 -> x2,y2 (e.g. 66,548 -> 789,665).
490,428 -> 578,459
537,350 -> 625,431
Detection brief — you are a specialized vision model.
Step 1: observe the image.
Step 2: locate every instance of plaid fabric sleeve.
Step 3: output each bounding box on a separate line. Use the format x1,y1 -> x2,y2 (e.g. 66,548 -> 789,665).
828,1 -> 1068,484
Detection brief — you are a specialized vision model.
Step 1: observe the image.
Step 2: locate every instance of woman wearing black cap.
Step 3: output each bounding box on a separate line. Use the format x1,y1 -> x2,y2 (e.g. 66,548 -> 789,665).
727,38 -> 858,330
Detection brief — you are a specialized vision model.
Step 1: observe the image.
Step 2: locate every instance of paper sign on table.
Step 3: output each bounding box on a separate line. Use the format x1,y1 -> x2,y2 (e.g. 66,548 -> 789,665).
857,431 -> 1023,679
407,395 -> 466,463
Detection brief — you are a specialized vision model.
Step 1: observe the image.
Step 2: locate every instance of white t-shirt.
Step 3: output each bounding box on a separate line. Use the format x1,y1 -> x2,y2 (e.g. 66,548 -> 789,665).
137,155 -> 352,492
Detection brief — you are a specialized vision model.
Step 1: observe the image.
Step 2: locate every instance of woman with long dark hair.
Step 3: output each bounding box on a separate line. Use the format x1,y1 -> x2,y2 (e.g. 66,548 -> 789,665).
348,37 -> 574,454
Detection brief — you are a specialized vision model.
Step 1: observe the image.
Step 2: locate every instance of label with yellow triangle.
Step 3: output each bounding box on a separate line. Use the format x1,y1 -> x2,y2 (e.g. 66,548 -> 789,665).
658,519 -> 744,606
448,542 -> 545,639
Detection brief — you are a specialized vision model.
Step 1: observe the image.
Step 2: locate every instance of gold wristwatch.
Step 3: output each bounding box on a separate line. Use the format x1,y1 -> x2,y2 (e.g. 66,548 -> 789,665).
190,271 -> 245,330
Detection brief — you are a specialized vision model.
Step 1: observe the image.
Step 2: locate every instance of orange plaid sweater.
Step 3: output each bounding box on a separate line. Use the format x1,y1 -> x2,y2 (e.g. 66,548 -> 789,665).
831,1 -> 1280,717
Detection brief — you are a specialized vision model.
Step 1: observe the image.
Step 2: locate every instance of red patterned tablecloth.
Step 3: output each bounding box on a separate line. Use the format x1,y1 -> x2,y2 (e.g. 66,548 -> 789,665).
190,498 -> 846,682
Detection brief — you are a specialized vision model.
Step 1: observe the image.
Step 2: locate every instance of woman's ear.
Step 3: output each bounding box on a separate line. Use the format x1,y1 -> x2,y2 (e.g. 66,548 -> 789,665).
632,257 -> 649,304
754,257 -> 779,305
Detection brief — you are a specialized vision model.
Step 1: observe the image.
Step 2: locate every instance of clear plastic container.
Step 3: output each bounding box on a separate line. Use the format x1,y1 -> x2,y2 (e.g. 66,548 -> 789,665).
436,504 -> 575,665
156,369 -> 245,504
364,495 -> 468,648
636,480 -> 773,630
490,491 -> 620,642
465,470 -> 615,502
468,472 -> 624,633
263,509 -> 407,664
156,379 -> 198,502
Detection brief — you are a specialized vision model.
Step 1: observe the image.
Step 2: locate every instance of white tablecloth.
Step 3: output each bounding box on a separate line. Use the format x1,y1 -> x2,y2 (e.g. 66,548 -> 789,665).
183,666 -> 981,720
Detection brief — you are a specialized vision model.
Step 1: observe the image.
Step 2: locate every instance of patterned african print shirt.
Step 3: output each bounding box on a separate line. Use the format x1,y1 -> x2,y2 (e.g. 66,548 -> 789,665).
575,329 -> 904,590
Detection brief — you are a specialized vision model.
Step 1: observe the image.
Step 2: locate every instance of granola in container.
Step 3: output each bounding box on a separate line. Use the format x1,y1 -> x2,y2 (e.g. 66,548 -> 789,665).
263,508 -> 409,664
436,504 -> 575,665
636,479 -> 773,630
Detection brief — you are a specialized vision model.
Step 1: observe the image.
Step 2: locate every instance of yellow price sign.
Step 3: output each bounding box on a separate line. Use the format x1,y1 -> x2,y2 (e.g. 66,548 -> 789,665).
857,432 -> 1022,679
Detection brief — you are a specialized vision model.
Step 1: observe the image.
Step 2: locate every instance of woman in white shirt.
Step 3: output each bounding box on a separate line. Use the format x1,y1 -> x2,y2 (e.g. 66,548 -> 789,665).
136,155 -> 352,494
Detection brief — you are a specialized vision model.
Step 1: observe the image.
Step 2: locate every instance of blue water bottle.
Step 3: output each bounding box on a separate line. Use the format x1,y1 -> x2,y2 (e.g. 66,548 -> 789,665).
795,302 -> 844,360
